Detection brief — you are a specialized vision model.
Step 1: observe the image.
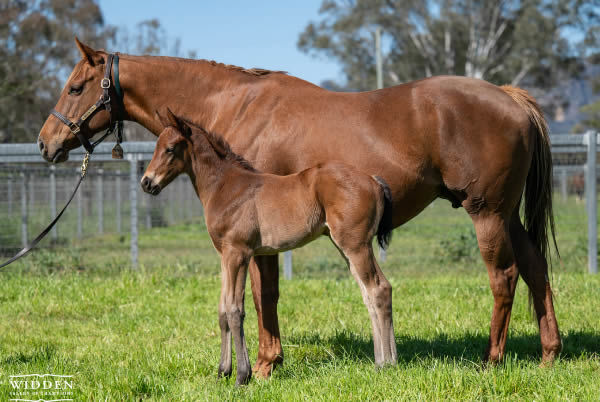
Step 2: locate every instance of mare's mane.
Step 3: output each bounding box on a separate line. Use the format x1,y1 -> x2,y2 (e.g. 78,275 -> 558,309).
204,60 -> 285,77
181,121 -> 258,172
115,52 -> 285,78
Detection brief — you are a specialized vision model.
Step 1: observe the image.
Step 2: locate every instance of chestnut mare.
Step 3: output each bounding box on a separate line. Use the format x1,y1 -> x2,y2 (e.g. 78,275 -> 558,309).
141,110 -> 395,384
38,39 -> 561,375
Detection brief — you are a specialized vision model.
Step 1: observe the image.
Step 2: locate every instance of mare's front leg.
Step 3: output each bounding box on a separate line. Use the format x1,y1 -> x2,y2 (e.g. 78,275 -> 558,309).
221,247 -> 252,385
249,255 -> 283,377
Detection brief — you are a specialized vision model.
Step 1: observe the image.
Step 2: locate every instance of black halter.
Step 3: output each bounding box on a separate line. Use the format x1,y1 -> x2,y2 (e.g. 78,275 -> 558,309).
50,53 -> 124,157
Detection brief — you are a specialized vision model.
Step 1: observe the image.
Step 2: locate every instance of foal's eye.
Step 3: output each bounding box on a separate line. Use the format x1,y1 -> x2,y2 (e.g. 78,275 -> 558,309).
68,85 -> 83,95
166,147 -> 175,154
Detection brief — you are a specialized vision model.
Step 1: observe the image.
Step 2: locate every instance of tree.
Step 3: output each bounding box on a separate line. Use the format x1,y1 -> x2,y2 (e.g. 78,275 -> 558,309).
298,0 -> 600,91
0,0 -> 113,143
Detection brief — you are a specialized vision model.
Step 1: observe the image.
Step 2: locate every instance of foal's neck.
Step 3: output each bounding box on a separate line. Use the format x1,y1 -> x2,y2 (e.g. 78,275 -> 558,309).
186,136 -> 257,205
118,55 -> 266,136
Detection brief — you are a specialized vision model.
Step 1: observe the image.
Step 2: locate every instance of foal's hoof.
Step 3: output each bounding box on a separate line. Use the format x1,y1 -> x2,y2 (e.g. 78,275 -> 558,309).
374,360 -> 397,371
217,365 -> 232,379
235,370 -> 252,386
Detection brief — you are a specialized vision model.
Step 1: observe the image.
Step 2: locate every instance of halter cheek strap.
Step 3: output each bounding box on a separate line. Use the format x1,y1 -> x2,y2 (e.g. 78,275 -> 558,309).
50,53 -> 123,156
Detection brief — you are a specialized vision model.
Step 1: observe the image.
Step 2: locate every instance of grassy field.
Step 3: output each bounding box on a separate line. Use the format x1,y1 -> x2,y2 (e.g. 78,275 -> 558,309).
0,197 -> 598,400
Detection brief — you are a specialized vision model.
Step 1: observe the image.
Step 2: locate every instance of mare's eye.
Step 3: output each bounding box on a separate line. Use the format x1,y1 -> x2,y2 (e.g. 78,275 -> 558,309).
69,85 -> 83,95
166,147 -> 175,154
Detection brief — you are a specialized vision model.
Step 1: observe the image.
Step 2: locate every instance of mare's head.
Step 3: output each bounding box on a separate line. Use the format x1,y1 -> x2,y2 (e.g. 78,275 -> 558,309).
141,109 -> 193,195
38,38 -> 118,162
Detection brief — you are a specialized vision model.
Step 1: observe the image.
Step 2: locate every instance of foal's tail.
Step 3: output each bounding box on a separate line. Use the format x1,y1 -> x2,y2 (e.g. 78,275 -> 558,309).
500,85 -> 559,263
373,176 -> 393,250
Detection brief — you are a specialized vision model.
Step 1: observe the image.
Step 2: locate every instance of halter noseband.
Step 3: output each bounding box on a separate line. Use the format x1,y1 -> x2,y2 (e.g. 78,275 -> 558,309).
50,53 -> 124,158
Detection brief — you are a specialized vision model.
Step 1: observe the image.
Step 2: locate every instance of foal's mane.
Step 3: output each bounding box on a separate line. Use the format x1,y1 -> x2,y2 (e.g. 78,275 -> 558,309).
183,121 -> 257,172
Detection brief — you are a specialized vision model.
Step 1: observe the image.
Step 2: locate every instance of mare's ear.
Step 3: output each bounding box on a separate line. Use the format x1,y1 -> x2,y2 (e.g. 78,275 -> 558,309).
166,108 -> 192,138
75,37 -> 104,66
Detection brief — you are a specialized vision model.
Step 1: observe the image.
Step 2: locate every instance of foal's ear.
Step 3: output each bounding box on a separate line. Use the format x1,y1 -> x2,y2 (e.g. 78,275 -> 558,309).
155,109 -> 172,129
166,108 -> 192,138
75,37 -> 104,66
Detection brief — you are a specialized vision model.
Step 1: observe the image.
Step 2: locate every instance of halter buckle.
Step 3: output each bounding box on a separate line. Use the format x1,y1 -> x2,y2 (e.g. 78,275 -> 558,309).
69,123 -> 81,135
101,78 -> 111,89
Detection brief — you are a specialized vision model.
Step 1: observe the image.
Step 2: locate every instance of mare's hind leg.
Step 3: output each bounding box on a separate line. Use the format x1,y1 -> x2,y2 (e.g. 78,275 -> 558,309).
471,213 -> 519,363
330,236 -> 397,367
509,215 -> 561,363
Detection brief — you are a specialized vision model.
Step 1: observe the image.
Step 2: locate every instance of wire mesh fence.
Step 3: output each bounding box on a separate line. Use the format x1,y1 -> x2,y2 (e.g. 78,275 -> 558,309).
0,161 -> 203,257
0,133 -> 597,276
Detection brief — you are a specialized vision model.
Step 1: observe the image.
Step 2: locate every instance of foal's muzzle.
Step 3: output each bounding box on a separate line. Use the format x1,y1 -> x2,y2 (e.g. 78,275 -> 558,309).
141,176 -> 161,195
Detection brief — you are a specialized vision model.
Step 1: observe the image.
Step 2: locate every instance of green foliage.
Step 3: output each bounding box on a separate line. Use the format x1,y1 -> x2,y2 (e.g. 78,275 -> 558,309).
579,98 -> 600,131
437,226 -> 479,263
0,0 -> 111,143
0,3 -> 194,143
298,0 -> 599,90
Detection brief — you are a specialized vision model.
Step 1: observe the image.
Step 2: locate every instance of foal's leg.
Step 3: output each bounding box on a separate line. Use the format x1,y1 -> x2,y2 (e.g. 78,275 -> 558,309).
472,213 -> 519,363
221,248 -> 252,385
509,215 -> 562,364
217,282 -> 232,378
332,238 -> 396,367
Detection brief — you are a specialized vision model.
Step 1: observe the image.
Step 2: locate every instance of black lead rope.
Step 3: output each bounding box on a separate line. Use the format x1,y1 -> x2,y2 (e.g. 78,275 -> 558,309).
0,53 -> 124,269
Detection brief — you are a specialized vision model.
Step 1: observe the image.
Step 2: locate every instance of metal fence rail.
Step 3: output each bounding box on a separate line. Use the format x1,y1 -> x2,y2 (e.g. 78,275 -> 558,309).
1,132 -> 598,275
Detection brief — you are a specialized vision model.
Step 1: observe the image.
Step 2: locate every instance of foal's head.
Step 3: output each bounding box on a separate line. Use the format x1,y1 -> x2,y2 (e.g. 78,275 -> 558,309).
141,110 -> 193,195
142,109 -> 257,196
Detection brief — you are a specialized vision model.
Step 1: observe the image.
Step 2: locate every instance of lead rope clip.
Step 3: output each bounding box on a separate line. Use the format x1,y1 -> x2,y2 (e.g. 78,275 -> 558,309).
81,152 -> 90,178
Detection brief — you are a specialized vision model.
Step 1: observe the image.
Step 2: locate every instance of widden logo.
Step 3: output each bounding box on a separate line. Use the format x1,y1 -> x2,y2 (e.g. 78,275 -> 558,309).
8,374 -> 74,402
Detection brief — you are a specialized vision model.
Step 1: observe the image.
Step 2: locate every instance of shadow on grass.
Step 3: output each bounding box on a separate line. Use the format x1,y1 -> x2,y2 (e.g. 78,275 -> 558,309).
283,329 -> 600,367
1,344 -> 56,365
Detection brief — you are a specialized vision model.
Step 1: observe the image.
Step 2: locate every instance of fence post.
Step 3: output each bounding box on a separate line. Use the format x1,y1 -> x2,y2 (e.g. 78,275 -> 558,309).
560,169 -> 568,202
77,169 -> 83,239
179,178 -> 185,222
97,169 -> 104,235
28,172 -> 34,212
50,165 -> 57,240
7,174 -> 13,216
129,155 -> 139,268
144,192 -> 151,229
116,170 -> 122,234
20,171 -> 27,247
168,189 -> 175,224
586,131 -> 597,274
284,250 -> 292,280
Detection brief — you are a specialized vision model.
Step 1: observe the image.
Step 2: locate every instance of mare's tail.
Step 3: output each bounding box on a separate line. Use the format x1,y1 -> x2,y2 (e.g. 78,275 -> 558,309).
500,85 -> 558,262
373,176 -> 394,250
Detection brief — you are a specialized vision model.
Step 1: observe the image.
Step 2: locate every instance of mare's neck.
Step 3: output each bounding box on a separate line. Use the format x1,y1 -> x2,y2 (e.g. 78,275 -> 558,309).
117,55 -> 261,136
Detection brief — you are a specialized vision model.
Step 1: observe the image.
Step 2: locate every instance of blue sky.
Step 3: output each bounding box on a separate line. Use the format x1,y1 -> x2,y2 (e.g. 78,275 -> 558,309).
98,1 -> 341,86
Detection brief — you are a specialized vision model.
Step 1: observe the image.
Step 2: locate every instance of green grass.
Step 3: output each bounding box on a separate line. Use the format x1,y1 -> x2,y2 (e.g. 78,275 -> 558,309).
0,197 -> 598,400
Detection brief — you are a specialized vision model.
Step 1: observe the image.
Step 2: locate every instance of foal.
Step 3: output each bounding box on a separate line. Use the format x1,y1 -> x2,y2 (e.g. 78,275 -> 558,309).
141,110 -> 396,385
